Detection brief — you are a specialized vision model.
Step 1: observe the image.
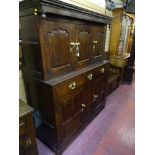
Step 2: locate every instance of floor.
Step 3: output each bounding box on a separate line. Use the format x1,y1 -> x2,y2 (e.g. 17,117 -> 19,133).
37,80 -> 135,155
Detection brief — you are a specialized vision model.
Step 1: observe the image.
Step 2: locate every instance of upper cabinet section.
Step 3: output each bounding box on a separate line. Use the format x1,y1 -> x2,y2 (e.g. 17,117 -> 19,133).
19,0 -> 112,80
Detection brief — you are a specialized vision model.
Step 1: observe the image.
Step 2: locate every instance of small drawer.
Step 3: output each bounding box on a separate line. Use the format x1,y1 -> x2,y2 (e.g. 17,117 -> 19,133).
55,75 -> 86,101
93,66 -> 106,79
19,118 -> 26,135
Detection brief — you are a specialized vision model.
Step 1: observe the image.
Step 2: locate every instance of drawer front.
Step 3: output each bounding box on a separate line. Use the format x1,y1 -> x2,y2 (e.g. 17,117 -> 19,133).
55,63 -> 108,102
93,64 -> 108,79
19,118 -> 26,136
55,74 -> 86,102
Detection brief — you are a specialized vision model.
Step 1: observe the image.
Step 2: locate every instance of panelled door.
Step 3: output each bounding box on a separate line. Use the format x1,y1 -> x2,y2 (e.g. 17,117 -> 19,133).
91,26 -> 106,61
45,20 -> 75,76
60,92 -> 82,139
75,24 -> 91,68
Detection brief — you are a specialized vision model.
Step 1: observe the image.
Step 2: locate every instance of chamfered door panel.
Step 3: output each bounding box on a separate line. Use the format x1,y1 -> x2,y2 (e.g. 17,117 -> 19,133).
75,24 -> 91,67
60,93 -> 83,123
61,93 -> 82,138
91,26 -> 106,60
45,20 -> 75,75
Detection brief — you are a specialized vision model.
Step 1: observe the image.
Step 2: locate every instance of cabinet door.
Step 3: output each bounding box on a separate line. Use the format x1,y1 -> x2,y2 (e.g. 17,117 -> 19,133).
45,20 -> 75,76
60,93 -> 82,138
75,24 -> 91,67
91,26 -> 106,61
91,77 -> 105,111
80,85 -> 93,121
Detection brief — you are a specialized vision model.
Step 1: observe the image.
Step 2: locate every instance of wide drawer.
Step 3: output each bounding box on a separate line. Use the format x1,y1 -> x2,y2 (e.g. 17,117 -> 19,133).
54,74 -> 86,101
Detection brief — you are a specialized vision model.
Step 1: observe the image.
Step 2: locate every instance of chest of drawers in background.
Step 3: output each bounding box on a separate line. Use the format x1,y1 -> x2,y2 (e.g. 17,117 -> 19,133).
19,100 -> 38,155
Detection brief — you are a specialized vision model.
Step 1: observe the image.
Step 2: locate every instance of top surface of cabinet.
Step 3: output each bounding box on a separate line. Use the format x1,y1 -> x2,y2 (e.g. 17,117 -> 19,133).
19,99 -> 33,118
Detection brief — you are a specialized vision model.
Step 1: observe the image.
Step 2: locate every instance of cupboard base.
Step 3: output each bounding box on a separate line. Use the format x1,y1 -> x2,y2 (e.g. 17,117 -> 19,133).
36,100 -> 105,155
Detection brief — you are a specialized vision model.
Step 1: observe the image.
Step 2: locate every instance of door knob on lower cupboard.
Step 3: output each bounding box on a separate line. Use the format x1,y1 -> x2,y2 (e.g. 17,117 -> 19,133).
93,94 -> 99,101
81,108 -> 84,112
82,104 -> 86,107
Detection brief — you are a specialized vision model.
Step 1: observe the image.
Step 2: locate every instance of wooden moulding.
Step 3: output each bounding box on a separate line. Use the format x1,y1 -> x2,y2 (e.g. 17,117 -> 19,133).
19,0 -> 112,24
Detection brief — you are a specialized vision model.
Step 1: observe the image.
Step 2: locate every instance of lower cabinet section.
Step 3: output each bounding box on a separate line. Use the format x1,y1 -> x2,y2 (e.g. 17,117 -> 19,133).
24,61 -> 109,155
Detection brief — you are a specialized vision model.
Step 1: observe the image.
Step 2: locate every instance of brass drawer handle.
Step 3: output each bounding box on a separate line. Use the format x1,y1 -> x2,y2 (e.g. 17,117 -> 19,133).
26,138 -> 32,147
87,73 -> 93,80
101,68 -> 105,73
68,81 -> 76,90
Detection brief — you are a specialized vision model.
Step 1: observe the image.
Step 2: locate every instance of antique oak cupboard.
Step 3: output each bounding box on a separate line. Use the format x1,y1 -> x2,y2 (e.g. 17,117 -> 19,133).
19,0 -> 112,154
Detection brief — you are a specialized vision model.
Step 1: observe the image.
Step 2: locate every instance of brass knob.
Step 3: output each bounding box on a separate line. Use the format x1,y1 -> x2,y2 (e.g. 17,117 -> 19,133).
101,68 -> 105,73
81,108 -> 84,112
69,81 -> 76,90
87,73 -> 93,80
93,94 -> 99,101
82,104 -> 86,107
34,8 -> 38,16
93,95 -> 99,98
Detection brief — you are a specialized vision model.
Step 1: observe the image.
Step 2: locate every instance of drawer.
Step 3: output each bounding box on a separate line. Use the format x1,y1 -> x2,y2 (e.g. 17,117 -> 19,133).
55,74 -> 86,101
19,118 -> 26,135
93,65 -> 107,79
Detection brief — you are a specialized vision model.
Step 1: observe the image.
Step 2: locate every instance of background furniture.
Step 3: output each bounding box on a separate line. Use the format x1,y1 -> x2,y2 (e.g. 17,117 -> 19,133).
19,0 -> 112,154
109,8 -> 134,56
106,64 -> 120,96
124,30 -> 135,83
19,100 -> 38,155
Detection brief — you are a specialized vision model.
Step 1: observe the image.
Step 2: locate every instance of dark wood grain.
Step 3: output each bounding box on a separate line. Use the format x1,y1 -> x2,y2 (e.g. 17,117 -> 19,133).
19,1 -> 111,154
